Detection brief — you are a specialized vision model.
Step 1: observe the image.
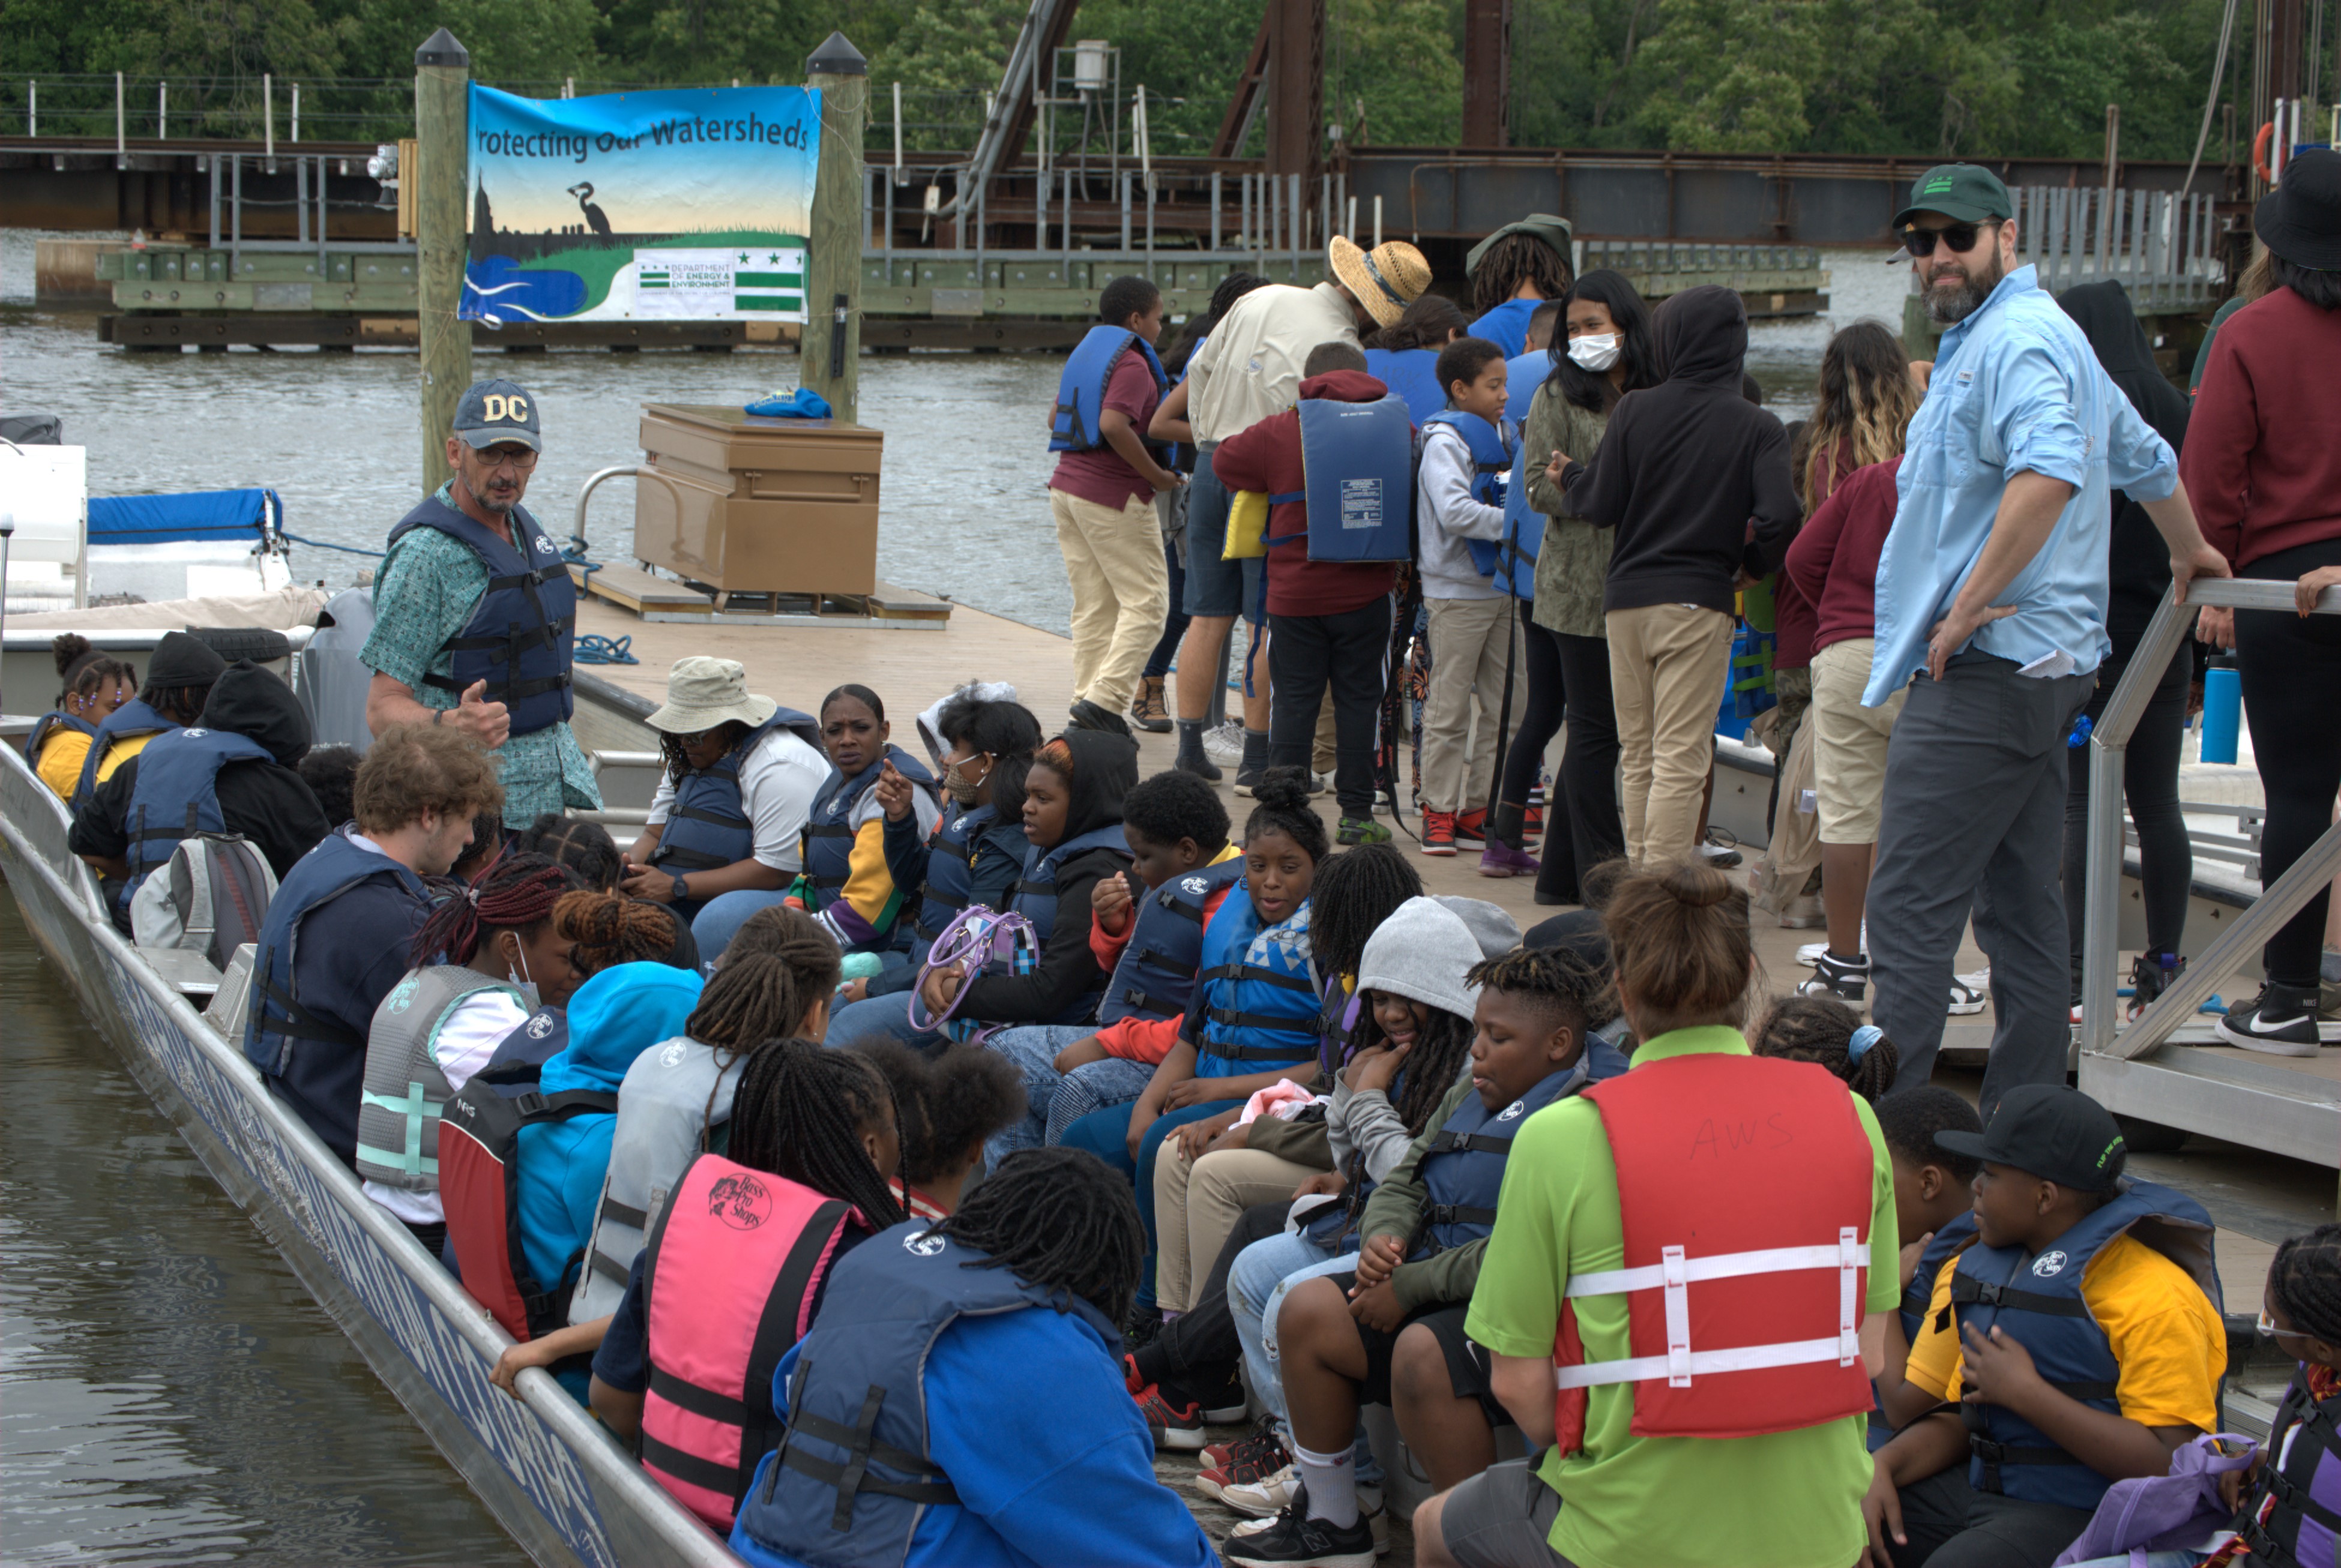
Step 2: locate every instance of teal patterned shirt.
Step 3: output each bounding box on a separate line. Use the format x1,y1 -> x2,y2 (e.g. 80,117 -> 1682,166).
357,484 -> 601,826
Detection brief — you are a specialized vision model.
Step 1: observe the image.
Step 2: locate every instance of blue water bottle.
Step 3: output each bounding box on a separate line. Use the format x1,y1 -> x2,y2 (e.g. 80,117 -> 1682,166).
2199,665 -> 2241,764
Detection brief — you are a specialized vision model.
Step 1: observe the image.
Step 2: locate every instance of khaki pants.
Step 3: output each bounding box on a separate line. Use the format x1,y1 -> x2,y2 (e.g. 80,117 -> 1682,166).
1420,595 -> 1525,814
1152,1145 -> 1319,1311
1053,487 -> 1172,712
1606,602 -> 1735,867
1810,637 -> 1905,844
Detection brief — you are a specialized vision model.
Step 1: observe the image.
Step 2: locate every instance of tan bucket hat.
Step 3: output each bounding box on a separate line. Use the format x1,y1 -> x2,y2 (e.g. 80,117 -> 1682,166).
648,656 -> 779,734
1327,235 -> 1433,328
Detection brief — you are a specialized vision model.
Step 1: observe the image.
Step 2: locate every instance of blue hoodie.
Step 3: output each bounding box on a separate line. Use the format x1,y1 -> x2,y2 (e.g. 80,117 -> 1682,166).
514,963 -> 704,1324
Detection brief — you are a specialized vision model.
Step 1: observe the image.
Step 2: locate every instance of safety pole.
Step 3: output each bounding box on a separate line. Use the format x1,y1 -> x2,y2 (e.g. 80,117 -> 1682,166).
414,28 -> 473,494
803,32 -> 868,424
264,73 -> 276,172
114,71 -> 125,167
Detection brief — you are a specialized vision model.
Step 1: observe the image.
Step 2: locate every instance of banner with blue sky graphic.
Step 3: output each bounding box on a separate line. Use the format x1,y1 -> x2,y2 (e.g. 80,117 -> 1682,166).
463,83 -> 821,325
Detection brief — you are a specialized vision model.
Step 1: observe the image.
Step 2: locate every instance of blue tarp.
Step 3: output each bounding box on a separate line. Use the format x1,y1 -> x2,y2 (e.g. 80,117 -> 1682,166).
88,489 -> 279,546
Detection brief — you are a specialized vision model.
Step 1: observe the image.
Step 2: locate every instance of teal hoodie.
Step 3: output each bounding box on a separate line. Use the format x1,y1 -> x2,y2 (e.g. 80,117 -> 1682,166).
515,962 -> 704,1338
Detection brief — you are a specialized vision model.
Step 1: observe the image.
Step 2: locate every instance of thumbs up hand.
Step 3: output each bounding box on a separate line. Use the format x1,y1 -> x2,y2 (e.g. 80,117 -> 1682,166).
451,679 -> 511,748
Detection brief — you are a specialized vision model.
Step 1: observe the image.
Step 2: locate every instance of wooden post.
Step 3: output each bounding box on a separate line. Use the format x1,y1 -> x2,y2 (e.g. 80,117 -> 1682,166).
415,28 -> 472,494
803,32 -> 867,424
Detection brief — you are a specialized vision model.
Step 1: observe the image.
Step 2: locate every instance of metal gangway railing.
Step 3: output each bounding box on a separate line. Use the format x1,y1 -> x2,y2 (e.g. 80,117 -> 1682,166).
2011,185 -> 2225,310
2078,575 -> 2341,1165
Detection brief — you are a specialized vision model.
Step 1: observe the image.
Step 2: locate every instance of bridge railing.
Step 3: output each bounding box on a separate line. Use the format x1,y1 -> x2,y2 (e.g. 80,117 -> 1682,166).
2011,185 -> 2225,307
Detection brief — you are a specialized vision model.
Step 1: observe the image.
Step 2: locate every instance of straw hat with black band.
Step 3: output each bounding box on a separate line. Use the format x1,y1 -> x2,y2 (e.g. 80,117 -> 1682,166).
2256,148 -> 2341,271
1327,236 -> 1433,329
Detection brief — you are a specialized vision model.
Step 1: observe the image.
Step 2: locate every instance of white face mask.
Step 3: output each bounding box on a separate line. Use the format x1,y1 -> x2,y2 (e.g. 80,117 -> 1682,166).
508,945 -> 541,1013
1567,333 -> 1621,373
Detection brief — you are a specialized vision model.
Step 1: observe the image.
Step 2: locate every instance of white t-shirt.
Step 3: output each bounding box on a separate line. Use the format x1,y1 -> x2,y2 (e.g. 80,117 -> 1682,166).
364,986 -> 532,1227
644,726 -> 829,874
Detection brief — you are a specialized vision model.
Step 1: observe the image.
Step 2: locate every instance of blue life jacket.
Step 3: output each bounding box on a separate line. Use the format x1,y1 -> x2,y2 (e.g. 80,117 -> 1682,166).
1189,894 -> 1318,1075
909,802 -> 995,953
1504,349 -> 1548,423
1496,433 -> 1543,600
804,745 -> 937,930
1049,326 -> 1167,453
1947,1180 -> 2219,1509
651,710 -> 821,874
1266,396 -> 1415,565
384,495 -> 577,737
1420,410 -> 1519,578
1005,825 -> 1133,1025
1363,348 -> 1449,424
246,831 -> 429,1080
481,1005 -> 570,1090
1413,1040 -> 1628,1254
733,1220 -> 1121,1568
71,696 -> 182,807
121,725 -> 276,897
1869,1210 -> 1978,1450
1471,296 -> 1541,359
24,709 -> 97,769
1097,858 -> 1246,1027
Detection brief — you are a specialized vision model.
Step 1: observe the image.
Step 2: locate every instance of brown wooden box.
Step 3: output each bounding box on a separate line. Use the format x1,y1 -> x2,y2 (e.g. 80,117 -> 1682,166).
634,404 -> 884,596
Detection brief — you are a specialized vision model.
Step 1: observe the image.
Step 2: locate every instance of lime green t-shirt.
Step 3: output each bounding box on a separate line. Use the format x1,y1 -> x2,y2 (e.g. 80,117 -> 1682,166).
1462,1026 -> 1900,1568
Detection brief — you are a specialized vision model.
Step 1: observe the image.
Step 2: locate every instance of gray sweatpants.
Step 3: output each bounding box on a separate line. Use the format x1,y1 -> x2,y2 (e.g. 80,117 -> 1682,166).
1869,653 -> 2093,1118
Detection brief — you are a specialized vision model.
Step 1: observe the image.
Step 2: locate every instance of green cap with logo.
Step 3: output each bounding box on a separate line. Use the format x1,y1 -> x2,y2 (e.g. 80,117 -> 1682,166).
1892,164 -> 2015,232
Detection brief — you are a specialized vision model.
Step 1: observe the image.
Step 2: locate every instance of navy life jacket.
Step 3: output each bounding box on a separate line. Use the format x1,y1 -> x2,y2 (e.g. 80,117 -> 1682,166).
246,832 -> 429,1080
1420,410 -> 1518,578
1004,824 -> 1133,1024
25,709 -> 97,770
2234,1367 -> 2341,1568
909,802 -> 995,954
122,726 -> 275,897
1870,1210 -> 1978,1450
735,1221 -> 1120,1568
1264,396 -> 1415,566
1947,1180 -> 2219,1509
804,745 -> 938,918
481,1005 -> 571,1089
1049,325 -> 1167,453
1098,856 -> 1246,1027
384,495 -> 577,737
651,709 -> 822,873
1413,1040 -> 1628,1255
71,696 -> 182,807
1188,893 -> 1319,1074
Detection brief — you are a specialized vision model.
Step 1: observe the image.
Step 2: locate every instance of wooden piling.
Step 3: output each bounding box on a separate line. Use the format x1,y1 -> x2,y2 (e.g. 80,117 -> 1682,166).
802,32 -> 868,424
415,28 -> 473,493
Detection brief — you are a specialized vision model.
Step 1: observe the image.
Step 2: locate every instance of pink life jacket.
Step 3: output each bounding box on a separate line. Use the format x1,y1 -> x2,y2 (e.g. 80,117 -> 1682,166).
638,1152 -> 861,1529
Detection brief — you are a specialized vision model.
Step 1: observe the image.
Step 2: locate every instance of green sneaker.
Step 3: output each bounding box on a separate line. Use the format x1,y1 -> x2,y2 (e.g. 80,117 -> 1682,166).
1336,816 -> 1391,846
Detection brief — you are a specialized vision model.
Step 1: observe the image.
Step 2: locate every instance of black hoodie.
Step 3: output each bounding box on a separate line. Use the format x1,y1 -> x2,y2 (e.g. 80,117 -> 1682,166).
1559,285 -> 1801,615
957,728 -> 1139,1026
2057,281 -> 2192,656
73,660 -> 333,882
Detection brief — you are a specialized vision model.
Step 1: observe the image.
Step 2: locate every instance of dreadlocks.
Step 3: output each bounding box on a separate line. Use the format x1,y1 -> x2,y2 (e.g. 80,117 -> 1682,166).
1309,844 -> 1424,983
2269,1223 -> 2341,1346
1467,943 -> 1618,1039
1329,998 -> 1478,1237
684,906 -> 839,1055
1470,232 -> 1572,318
1752,994 -> 1899,1104
552,889 -> 678,976
412,852 -> 577,967
857,1042 -> 1027,1188
728,1039 -> 906,1231
936,1146 -> 1145,1324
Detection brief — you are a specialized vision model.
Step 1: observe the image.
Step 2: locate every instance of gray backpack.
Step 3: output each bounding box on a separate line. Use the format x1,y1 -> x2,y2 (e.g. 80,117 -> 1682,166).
128,832 -> 278,969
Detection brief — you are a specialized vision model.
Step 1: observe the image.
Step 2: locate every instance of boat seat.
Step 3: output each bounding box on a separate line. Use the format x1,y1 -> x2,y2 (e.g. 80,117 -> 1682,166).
203,943 -> 259,1037
139,945 -> 223,999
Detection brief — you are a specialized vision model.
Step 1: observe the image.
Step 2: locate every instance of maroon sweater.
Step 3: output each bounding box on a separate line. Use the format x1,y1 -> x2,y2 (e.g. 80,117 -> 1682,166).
2180,287 -> 2341,571
1211,369 -> 1403,617
1785,456 -> 1902,655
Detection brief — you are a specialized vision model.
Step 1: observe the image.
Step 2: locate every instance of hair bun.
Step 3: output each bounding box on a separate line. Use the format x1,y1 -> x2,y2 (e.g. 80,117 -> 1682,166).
50,632 -> 94,677
1252,767 -> 1313,814
1662,861 -> 1738,909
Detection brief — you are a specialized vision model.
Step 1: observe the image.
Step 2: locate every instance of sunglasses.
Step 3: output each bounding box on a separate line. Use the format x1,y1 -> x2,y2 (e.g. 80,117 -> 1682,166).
1902,221 -> 1998,258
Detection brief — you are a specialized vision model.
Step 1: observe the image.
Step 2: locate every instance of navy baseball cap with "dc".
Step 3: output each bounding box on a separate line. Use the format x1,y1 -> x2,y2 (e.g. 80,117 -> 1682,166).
453,378 -> 543,451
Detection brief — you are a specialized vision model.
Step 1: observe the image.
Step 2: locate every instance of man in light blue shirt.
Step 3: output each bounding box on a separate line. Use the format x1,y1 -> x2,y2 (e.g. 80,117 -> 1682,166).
1861,164 -> 2228,1117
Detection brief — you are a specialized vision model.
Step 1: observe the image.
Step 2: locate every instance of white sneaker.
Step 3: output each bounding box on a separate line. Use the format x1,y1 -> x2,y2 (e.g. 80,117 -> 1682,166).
1798,923 -> 1866,967
1203,719 -> 1246,766
1222,1463 -> 1300,1521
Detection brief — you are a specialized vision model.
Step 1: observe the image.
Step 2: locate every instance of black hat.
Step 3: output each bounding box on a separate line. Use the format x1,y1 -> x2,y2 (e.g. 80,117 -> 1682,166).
1524,909 -> 1612,972
1935,1084 -> 2127,1192
2255,148 -> 2341,272
145,629 -> 228,690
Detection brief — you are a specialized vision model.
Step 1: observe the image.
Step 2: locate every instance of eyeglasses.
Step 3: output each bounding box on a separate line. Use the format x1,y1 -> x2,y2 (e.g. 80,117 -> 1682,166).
2258,1309 -> 2313,1343
474,446 -> 540,471
1902,221 -> 1998,258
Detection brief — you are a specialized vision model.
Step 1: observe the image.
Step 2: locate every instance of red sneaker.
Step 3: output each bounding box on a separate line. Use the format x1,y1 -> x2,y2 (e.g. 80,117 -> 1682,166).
1133,1384 -> 1208,1450
1421,811 -> 1457,856
1455,808 -> 1489,843
1196,1419 -> 1294,1500
1523,803 -> 1544,837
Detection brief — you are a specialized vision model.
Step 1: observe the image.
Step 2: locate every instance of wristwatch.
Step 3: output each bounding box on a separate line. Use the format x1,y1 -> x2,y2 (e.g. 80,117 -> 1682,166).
669,873 -> 690,903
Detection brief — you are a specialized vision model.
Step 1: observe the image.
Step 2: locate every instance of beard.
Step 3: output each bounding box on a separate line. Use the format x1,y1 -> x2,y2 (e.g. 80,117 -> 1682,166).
1922,248 -> 2004,326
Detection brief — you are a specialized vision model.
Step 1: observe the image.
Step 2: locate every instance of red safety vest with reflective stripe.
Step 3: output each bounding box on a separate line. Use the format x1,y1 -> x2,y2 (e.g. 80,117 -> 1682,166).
639,1153 -> 861,1530
1553,1052 -> 1876,1452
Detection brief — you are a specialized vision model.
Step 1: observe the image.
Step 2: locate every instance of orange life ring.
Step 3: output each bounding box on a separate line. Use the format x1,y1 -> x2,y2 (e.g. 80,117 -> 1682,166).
2254,120 -> 2276,183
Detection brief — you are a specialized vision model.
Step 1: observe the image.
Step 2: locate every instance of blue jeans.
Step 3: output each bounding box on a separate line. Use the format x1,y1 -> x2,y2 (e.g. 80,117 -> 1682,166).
1228,1233 -> 1379,1479
1060,1097 -> 1240,1309
981,1027 -> 1154,1168
690,889 -> 794,964
824,991 -> 946,1051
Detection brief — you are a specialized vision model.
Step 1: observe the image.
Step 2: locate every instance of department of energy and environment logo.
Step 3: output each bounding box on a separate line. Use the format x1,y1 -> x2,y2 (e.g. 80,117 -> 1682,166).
634,248 -> 806,319
905,1233 -> 947,1258
2032,1251 -> 2070,1277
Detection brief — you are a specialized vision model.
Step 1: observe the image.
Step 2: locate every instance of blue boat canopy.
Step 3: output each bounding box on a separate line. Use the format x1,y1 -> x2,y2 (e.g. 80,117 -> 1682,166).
88,489 -> 282,547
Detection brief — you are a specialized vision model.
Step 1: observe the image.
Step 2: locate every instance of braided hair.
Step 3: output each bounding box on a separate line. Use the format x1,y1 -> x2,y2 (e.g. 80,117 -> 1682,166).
551,890 -> 678,976
728,1039 -> 907,1231
412,852 -> 578,967
1244,768 -> 1328,862
516,813 -> 624,891
2268,1224 -> 2341,1347
684,905 -> 839,1056
51,633 -> 136,710
657,720 -> 747,785
934,1146 -> 1145,1324
1466,943 -> 1619,1039
1752,994 -> 1899,1103
1309,844 -> 1424,984
1328,997 -> 1477,1238
857,1042 -> 1028,1189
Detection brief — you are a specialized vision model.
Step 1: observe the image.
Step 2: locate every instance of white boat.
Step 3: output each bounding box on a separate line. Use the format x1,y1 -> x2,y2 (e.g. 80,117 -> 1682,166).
0,742 -> 742,1568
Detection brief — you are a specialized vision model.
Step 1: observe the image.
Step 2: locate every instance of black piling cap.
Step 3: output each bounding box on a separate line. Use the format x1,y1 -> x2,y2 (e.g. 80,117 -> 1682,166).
806,31 -> 866,77
415,28 -> 470,67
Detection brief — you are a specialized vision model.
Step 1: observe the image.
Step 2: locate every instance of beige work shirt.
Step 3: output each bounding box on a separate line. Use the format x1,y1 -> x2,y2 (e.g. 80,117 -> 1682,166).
1186,282 -> 1362,443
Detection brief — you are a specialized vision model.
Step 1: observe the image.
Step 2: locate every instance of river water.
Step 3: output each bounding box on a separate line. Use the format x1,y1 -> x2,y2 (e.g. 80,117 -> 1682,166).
0,237 -> 1909,1562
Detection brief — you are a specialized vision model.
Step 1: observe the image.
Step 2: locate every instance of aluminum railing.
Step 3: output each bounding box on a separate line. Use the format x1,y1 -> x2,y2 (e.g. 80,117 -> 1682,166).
2080,575 -> 2341,1061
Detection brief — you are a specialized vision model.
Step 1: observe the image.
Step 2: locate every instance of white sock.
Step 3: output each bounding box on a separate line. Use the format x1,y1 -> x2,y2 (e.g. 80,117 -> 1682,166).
1294,1443 -> 1357,1529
